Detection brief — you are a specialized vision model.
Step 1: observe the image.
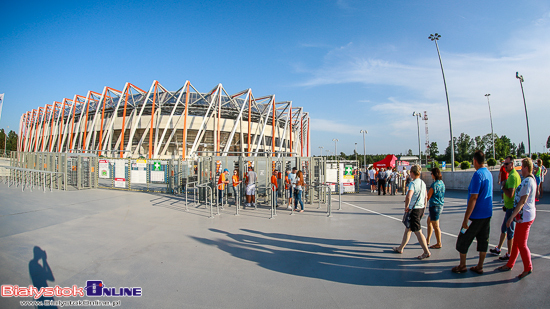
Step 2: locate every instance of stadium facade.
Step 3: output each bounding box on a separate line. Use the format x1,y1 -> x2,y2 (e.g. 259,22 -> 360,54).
18,80 -> 310,159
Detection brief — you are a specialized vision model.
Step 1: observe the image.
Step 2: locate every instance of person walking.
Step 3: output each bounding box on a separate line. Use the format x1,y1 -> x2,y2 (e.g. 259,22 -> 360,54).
393,165 -> 431,259
245,166 -> 257,209
377,168 -> 386,195
534,159 -> 542,202
498,162 -> 509,203
497,158 -> 538,279
271,169 -> 279,207
369,167 -> 376,192
385,168 -> 392,194
231,169 -> 241,206
390,168 -> 398,195
294,170 -> 305,212
285,169 -> 293,209
489,156 -> 521,260
452,150 -> 493,274
426,168 -> 445,249
539,161 -> 547,198
217,169 -> 229,207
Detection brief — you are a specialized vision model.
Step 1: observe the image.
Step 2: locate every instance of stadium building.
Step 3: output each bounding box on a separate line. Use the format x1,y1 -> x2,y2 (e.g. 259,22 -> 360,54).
18,80 -> 310,159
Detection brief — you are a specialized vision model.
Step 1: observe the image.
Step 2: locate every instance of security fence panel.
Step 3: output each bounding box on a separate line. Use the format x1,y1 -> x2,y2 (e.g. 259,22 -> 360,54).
113,158 -> 130,190
298,157 -> 312,204
130,159 -> 148,192
98,158 -> 115,189
148,159 -> 169,193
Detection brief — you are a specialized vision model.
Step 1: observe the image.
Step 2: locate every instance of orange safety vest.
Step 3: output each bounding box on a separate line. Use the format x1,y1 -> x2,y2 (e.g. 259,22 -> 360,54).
232,174 -> 239,187
271,175 -> 278,190
218,173 -> 226,190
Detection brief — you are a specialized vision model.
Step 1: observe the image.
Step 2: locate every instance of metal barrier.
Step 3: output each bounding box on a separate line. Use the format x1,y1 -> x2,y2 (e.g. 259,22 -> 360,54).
197,182 -> 215,218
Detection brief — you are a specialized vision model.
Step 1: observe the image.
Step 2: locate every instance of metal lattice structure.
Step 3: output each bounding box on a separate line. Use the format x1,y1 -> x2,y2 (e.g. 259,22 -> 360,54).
18,81 -> 310,159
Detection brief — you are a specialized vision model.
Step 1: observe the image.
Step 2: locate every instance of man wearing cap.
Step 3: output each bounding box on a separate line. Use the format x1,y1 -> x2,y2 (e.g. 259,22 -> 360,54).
218,169 -> 230,206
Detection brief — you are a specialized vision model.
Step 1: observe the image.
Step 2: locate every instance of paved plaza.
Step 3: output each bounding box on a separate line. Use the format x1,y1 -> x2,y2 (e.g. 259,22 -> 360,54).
1,183 -> 549,308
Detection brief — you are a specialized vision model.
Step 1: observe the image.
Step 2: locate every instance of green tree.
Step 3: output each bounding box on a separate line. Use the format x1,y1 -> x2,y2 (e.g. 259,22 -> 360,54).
428,142 -> 439,159
546,136 -> 550,150
494,135 -> 513,159
517,142 -> 525,157
455,133 -> 475,162
406,149 -> 413,156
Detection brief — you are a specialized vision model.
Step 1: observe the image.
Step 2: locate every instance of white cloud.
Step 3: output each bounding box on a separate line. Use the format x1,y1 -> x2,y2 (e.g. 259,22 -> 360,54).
299,12 -> 550,154
310,118 -> 362,135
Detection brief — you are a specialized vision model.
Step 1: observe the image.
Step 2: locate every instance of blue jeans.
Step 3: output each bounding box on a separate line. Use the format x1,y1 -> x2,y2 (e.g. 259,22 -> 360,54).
218,189 -> 224,205
501,208 -> 516,239
294,190 -> 304,210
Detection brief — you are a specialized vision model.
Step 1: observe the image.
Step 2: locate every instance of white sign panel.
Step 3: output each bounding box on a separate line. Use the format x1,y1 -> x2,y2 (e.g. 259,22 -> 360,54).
115,159 -> 126,179
151,171 -> 165,182
114,178 -> 126,188
99,160 -> 110,179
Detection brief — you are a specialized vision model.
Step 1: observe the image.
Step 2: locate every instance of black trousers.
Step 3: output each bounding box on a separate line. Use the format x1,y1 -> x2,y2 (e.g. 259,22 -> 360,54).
378,179 -> 386,195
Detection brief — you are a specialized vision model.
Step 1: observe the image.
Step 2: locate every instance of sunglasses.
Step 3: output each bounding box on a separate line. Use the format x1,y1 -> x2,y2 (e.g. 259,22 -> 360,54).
503,162 -> 511,166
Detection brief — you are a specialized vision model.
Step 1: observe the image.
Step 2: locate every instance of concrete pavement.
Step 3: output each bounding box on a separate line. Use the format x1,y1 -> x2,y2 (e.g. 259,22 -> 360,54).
1,183 -> 549,308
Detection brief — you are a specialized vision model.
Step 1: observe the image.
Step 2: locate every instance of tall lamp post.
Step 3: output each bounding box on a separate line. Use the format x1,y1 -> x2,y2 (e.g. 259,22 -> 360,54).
429,33 -> 455,171
516,72 -> 531,157
360,130 -> 367,171
354,143 -> 358,163
319,146 -> 324,157
412,112 -> 422,165
332,139 -> 339,160
3,125 -> 8,156
485,94 -> 495,160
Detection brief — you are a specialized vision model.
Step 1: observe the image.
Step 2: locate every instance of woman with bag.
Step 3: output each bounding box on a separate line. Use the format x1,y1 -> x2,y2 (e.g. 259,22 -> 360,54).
497,158 -> 538,279
393,165 -> 431,259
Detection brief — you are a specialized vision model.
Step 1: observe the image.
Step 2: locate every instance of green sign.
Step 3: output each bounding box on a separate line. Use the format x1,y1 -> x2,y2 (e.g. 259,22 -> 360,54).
153,161 -> 162,171
344,165 -> 353,175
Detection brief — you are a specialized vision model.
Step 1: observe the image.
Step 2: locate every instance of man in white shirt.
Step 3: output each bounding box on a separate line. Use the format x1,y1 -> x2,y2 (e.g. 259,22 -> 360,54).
368,168 -> 376,192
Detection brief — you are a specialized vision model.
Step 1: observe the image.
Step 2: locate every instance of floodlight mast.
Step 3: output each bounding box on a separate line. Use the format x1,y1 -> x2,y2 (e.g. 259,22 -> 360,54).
485,94 -> 495,160
516,72 -> 531,157
429,33 -> 455,171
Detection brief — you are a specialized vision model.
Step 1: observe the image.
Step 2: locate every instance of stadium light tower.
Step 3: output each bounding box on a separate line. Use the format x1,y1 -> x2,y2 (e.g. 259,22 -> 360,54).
429,33 -> 455,171
485,94 -> 495,160
412,112 -> 422,164
319,146 -> 323,157
332,139 -> 339,160
516,72 -> 531,157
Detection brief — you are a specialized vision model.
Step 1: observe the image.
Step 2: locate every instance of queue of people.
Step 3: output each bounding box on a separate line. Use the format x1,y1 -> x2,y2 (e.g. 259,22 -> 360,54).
386,150 -> 538,280
218,165 -> 307,212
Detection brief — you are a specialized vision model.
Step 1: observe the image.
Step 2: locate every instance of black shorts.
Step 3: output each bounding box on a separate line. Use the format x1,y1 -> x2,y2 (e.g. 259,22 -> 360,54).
455,217 -> 491,254
409,208 -> 425,232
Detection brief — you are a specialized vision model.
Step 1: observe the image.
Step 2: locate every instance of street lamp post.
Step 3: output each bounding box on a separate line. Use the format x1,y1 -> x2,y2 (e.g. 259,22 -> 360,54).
412,112 -> 422,165
485,94 -> 495,160
429,33 -> 455,171
360,130 -> 367,171
332,139 -> 339,160
516,72 -> 531,157
319,146 -> 324,157
4,125 -> 8,156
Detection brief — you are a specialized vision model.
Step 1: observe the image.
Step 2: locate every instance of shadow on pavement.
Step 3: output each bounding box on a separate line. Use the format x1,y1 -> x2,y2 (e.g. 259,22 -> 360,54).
190,228 -> 514,288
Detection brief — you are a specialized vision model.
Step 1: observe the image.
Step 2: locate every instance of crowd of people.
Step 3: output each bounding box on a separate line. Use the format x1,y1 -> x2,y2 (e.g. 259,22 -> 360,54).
367,166 -> 411,196
217,166 -> 307,212
387,150 -> 541,280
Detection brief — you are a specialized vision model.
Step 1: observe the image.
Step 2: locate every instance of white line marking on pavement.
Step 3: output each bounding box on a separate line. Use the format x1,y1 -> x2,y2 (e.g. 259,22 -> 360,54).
336,198 -> 550,261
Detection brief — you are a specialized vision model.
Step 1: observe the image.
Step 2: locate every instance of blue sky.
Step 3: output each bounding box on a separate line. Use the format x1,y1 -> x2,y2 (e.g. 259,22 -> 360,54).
1,0 -> 549,155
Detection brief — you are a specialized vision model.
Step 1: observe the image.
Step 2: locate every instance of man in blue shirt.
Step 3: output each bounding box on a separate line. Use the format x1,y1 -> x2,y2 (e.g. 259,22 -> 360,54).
452,150 -> 493,274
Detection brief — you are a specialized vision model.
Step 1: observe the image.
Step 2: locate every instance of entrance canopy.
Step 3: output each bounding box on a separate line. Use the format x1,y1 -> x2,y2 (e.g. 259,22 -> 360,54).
373,155 -> 397,168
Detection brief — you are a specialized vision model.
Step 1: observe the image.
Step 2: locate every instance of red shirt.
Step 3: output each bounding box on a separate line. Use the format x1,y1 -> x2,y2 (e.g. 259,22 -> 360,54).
499,165 -> 509,182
